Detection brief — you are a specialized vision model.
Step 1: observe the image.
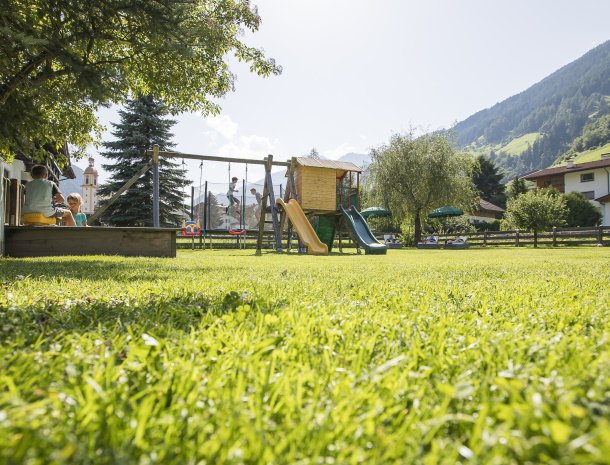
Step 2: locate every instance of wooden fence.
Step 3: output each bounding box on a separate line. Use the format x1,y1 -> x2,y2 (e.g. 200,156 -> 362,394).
177,226 -> 610,250
176,229 -> 282,250
433,226 -> 610,247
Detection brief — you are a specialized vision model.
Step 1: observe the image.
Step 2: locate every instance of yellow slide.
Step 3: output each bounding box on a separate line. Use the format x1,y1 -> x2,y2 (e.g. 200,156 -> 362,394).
276,198 -> 329,255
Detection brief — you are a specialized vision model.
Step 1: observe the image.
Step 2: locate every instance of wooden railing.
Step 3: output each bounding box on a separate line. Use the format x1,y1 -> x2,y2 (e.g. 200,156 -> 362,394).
178,226 -> 610,250
176,229 -> 281,250
433,226 -> 610,247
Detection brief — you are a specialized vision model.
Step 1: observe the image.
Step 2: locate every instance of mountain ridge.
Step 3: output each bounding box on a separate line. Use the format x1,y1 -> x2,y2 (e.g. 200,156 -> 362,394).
451,39 -> 610,178
60,164 -> 84,196
329,40 -> 610,181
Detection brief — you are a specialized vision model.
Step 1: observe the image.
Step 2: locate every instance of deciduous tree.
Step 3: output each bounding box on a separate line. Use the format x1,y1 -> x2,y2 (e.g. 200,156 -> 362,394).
0,0 -> 281,161
504,189 -> 568,246
564,191 -> 602,227
367,132 -> 477,244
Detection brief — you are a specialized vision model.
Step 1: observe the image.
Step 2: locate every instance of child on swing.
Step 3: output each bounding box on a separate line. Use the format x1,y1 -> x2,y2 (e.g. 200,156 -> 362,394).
226,176 -> 240,213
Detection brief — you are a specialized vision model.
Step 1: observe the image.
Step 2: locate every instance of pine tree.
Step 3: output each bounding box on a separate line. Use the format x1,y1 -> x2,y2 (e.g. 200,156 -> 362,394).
471,155 -> 507,208
98,95 -> 190,226
507,176 -> 529,199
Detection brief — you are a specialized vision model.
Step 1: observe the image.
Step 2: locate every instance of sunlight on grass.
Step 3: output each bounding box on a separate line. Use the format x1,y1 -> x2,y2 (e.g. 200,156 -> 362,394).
497,132 -> 541,157
556,141 -> 610,165
1,248 -> 609,464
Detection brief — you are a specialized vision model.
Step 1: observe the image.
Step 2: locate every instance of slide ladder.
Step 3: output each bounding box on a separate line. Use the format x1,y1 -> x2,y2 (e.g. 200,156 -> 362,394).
256,155 -> 283,252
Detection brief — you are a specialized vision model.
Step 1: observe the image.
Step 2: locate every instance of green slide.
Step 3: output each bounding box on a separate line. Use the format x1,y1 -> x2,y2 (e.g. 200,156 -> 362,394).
340,206 -> 387,255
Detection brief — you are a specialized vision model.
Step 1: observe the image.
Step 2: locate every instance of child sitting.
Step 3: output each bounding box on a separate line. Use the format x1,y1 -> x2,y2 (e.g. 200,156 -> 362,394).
22,165 -> 75,226
67,193 -> 88,227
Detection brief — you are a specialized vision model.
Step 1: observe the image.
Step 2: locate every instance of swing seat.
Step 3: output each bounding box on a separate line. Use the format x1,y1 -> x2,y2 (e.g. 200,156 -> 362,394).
22,212 -> 56,226
228,229 -> 246,235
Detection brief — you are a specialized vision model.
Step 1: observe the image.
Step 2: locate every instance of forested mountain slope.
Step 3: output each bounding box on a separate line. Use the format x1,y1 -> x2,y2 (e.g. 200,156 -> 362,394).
452,40 -> 610,179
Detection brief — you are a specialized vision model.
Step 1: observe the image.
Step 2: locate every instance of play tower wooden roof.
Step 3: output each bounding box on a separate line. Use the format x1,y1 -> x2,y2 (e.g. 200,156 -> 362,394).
294,157 -> 363,173
292,157 -> 363,212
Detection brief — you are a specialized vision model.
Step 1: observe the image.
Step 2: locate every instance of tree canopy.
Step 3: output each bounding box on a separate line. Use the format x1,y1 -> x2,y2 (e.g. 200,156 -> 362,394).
506,176 -> 529,199
0,0 -> 281,161
564,191 -> 602,227
367,132 -> 477,243
504,189 -> 568,246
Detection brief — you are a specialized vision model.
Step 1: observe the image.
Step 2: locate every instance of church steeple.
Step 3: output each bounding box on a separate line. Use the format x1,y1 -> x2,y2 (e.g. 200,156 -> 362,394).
81,157 -> 98,214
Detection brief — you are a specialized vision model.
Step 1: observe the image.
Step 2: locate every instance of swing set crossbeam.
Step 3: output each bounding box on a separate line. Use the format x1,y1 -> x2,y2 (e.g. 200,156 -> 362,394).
147,150 -> 291,167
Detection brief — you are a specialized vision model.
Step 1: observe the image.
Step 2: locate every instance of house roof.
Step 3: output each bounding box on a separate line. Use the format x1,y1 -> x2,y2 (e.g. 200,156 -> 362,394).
523,157 -> 610,179
14,143 -> 75,182
295,157 -> 363,173
478,199 -> 504,213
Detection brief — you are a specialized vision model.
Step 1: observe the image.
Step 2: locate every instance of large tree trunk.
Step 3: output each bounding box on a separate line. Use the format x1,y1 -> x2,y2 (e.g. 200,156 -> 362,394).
414,210 -> 422,244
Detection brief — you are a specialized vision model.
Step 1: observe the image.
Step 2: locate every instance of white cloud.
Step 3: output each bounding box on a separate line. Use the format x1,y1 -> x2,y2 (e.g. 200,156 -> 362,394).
203,114 -> 239,139
217,135 -> 279,159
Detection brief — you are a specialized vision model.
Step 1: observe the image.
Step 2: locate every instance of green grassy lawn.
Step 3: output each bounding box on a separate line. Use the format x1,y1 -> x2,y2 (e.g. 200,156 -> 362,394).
1,248 -> 610,464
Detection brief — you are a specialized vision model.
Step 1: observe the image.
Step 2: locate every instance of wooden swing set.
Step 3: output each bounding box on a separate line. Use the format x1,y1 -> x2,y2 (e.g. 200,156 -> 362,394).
3,145 -> 300,257
88,144 -> 299,253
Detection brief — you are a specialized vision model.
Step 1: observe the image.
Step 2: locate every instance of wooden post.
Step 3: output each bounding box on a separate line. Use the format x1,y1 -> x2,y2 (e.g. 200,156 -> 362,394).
88,162 -> 151,223
598,225 -> 603,245
0,169 -> 4,256
256,157 -> 272,253
9,179 -> 21,225
483,230 -> 488,246
552,227 -> 557,247
515,229 -> 520,247
280,157 -> 298,233
152,144 -> 160,228
337,216 -> 344,253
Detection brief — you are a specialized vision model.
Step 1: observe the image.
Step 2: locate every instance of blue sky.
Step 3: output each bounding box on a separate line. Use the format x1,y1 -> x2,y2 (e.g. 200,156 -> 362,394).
75,0 -> 610,188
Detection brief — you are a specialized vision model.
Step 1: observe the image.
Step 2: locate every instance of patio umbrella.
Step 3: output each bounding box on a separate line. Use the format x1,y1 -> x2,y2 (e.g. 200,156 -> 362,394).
427,206 -> 464,218
361,207 -> 392,218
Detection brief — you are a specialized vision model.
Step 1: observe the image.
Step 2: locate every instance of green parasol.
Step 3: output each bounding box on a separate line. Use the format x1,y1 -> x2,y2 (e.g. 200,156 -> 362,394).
427,206 -> 464,218
360,207 -> 392,218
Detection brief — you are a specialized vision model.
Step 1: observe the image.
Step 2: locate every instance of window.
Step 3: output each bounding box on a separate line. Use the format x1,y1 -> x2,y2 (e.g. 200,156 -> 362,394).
580,172 -> 594,182
581,191 -> 595,200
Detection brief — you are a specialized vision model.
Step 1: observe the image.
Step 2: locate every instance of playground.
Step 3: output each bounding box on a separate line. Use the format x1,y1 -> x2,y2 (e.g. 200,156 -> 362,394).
1,247 -> 609,464
173,149 -> 388,256
6,148 -> 390,257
